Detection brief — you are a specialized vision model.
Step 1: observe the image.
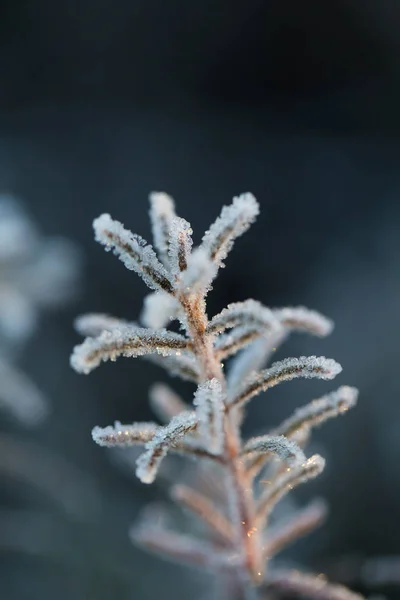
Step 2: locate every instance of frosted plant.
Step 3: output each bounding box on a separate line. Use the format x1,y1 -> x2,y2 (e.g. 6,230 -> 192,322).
0,193 -> 84,427
71,192 -> 364,600
0,195 -> 80,425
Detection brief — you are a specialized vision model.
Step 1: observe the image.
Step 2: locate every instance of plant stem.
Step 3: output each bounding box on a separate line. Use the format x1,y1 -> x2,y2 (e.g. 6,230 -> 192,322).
181,292 -> 263,598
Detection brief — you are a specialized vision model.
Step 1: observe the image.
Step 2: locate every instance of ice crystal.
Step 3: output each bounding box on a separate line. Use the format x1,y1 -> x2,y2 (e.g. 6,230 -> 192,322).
71,191 -> 363,600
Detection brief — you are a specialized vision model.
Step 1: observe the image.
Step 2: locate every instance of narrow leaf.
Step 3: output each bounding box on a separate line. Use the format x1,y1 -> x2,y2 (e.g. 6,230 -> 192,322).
273,307 -> 334,337
70,326 -> 189,374
168,216 -> 193,275
242,435 -> 306,466
136,411 -> 198,484
230,356 -> 342,409
263,499 -> 327,559
74,313 -> 130,337
215,325 -> 262,360
131,522 -> 237,571
148,191 -> 176,266
207,300 -> 281,336
193,379 -> 225,455
200,193 -> 259,273
256,455 -> 325,527
273,386 -> 359,439
92,421 -> 158,447
93,213 -> 174,293
171,484 -> 234,544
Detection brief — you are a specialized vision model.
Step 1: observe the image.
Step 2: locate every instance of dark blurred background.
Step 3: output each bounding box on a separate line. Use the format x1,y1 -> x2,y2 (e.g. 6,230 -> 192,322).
0,1 -> 399,599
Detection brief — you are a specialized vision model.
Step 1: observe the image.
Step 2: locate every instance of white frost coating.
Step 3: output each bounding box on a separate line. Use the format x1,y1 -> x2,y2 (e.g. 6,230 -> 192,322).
140,292 -> 180,329
181,247 -> 218,293
74,313 -> 130,337
148,191 -> 176,266
92,421 -> 158,446
193,379 -> 225,455
93,213 -> 173,293
273,307 -> 334,337
242,435 -> 306,466
200,193 -> 259,271
168,216 -> 193,276
149,383 -> 190,423
70,326 -> 188,374
274,386 -> 358,438
0,359 -> 48,426
207,300 -> 281,335
231,356 -> 342,408
136,411 -> 198,483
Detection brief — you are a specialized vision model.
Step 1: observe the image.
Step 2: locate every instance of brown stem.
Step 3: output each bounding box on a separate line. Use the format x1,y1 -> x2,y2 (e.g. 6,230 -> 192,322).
179,291 -> 263,596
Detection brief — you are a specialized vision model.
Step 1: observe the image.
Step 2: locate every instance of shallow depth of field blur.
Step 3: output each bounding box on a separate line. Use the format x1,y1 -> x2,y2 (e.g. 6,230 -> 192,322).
0,1 -> 399,599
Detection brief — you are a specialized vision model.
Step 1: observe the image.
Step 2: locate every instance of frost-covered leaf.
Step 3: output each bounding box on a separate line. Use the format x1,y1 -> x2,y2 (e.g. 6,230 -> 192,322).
149,383 -> 190,423
273,386 -> 358,439
207,300 -> 281,336
230,356 -> 342,409
199,193 -> 259,274
273,307 -> 334,338
93,213 -> 174,293
92,421 -> 158,447
242,435 -> 306,466
148,192 -> 176,266
263,499 -> 328,559
215,325 -> 263,360
256,455 -> 325,527
181,247 -> 218,294
74,313 -> 131,337
171,484 -> 234,544
193,379 -> 225,455
140,292 -> 180,329
168,216 -> 193,276
70,326 -> 189,374
136,411 -> 198,484
265,570 -> 365,600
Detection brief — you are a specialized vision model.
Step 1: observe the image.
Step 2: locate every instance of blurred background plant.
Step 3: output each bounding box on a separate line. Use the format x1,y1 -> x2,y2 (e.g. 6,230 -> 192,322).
0,0 -> 399,599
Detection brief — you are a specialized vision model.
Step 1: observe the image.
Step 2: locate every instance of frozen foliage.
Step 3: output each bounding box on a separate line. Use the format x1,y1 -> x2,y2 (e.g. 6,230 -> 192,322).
0,195 -> 80,345
0,195 -> 80,425
72,192 -> 363,600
